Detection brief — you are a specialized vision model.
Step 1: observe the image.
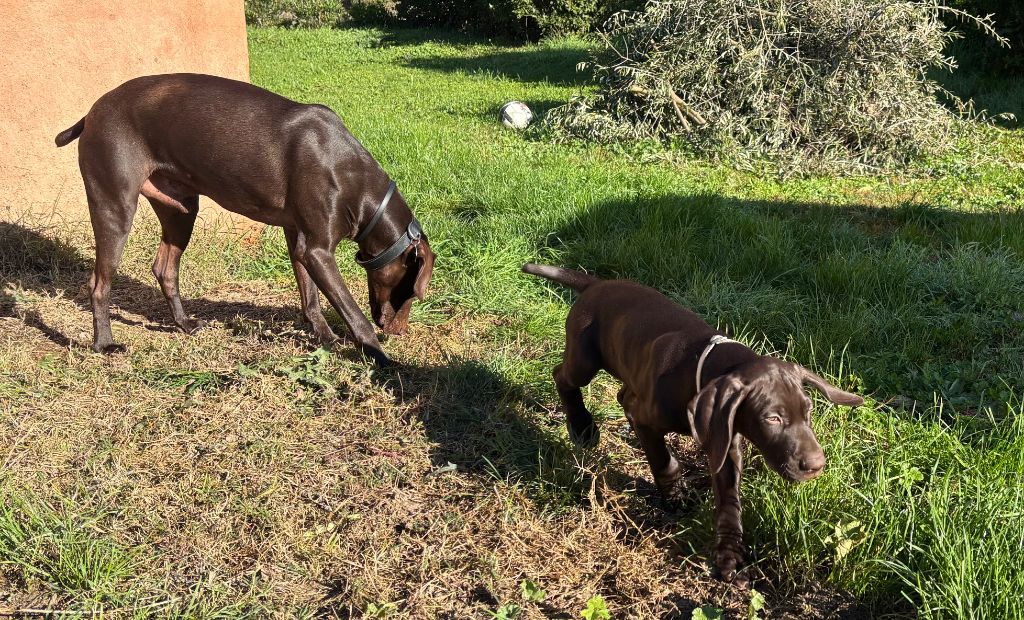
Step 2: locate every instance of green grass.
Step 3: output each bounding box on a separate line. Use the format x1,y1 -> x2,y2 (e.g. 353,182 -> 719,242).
246,26 -> 1024,617
1,24 -> 1022,618
0,491 -> 136,607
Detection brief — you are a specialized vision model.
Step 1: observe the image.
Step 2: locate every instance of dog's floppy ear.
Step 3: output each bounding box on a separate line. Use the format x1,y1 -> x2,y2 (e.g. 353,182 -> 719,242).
687,375 -> 747,474
801,368 -> 863,407
410,240 -> 435,301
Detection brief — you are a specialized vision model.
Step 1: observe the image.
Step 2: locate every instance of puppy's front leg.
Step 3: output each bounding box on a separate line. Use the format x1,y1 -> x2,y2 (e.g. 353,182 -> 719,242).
632,423 -> 685,509
712,435 -> 747,586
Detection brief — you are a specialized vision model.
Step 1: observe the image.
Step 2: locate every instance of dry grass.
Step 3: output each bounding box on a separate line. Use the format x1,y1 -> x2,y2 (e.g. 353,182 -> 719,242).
0,211 -> 861,618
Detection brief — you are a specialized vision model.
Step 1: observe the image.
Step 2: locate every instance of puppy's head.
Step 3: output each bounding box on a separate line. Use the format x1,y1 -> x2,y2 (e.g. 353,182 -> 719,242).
687,358 -> 862,482
366,236 -> 435,335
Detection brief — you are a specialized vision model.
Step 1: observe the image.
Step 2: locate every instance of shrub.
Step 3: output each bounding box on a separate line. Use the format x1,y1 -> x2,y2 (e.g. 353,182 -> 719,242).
394,0 -> 539,40
393,0 -> 645,41
948,0 -> 1024,72
545,0 -> 1006,174
244,0 -> 349,28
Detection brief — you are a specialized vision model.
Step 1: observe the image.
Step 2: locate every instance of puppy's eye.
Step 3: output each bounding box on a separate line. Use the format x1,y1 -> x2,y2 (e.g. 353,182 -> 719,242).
764,414 -> 784,425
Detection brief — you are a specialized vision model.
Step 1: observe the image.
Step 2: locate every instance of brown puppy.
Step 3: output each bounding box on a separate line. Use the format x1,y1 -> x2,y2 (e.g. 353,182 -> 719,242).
523,263 -> 863,584
55,73 -> 436,366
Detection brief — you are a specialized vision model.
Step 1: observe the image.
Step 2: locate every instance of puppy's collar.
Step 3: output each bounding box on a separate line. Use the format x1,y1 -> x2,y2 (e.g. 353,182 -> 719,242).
696,335 -> 735,391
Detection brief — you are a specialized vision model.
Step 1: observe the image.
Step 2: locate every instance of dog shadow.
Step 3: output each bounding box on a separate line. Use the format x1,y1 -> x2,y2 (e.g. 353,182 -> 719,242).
0,221 -> 301,349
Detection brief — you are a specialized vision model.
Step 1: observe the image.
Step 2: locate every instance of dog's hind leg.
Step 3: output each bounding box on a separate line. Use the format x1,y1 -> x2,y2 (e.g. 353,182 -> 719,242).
84,185 -> 139,353
554,324 -> 601,447
284,226 -> 337,345
148,195 -> 204,334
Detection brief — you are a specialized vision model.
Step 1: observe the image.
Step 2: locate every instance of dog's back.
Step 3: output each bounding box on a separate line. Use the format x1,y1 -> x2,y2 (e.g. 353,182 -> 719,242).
523,263 -> 719,381
572,279 -> 717,380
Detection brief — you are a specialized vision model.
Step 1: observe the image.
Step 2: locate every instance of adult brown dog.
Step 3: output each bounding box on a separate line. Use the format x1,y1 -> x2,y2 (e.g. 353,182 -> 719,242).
523,263 -> 862,584
55,73 -> 435,366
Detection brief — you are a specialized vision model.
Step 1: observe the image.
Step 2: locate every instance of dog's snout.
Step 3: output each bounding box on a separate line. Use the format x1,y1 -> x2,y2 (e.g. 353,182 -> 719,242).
799,451 -> 826,475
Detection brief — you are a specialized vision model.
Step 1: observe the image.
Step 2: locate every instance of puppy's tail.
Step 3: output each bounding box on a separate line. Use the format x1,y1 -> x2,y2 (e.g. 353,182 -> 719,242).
522,263 -> 599,292
55,117 -> 85,147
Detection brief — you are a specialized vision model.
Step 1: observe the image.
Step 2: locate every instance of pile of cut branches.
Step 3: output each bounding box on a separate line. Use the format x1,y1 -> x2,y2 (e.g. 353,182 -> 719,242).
546,0 -> 1006,173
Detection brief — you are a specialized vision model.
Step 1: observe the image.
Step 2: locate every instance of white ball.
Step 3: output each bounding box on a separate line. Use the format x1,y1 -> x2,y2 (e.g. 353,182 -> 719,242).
500,101 -> 533,129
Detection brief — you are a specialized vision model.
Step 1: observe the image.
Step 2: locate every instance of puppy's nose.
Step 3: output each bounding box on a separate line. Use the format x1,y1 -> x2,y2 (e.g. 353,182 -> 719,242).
799,452 -> 826,474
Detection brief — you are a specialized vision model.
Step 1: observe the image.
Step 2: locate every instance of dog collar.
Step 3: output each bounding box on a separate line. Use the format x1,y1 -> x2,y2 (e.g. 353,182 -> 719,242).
354,180 -> 425,271
356,217 -> 423,271
355,181 -> 397,244
696,335 -> 735,391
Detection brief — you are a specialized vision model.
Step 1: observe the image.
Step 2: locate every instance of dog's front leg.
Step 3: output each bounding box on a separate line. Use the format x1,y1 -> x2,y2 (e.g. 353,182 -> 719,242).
284,227 -> 337,345
633,423 -> 684,509
711,435 -> 747,585
297,244 -> 389,366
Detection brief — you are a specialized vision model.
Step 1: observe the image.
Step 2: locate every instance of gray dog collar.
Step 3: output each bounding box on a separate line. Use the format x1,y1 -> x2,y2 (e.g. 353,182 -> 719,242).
355,181 -> 396,244
356,217 -> 423,271
696,335 -> 735,391
354,181 -> 424,271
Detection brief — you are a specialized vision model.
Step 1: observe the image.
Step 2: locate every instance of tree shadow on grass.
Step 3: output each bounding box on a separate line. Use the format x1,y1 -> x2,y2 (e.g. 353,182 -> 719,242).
531,192 -> 1024,414
353,356 -> 869,618
0,221 -> 303,349
402,46 -> 592,87
309,356 -> 720,618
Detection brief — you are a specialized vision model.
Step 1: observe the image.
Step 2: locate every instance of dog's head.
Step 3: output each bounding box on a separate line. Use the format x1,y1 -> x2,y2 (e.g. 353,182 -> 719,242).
687,358 -> 862,482
366,237 -> 435,335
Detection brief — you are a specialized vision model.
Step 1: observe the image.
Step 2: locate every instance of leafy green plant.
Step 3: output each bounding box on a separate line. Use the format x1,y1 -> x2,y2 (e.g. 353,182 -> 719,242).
274,347 -> 336,393
747,590 -> 766,620
691,606 -> 723,620
582,595 -> 610,620
489,603 -> 523,619
521,579 -> 546,603
365,601 -> 399,617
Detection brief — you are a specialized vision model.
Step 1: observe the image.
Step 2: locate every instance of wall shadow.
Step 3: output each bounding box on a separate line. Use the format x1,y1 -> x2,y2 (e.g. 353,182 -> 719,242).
0,222 -> 301,349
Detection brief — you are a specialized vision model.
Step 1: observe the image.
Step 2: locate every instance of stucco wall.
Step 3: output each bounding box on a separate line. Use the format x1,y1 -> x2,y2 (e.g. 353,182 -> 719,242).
0,1 -> 250,225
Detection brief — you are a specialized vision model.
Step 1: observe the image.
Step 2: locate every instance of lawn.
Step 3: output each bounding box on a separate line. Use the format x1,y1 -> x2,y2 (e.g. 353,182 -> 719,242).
0,25 -> 1022,618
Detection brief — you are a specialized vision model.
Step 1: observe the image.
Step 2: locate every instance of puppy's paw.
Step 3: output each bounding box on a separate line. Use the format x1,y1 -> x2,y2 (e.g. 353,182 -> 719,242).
567,421 -> 600,449
714,548 -> 748,587
657,480 -> 687,512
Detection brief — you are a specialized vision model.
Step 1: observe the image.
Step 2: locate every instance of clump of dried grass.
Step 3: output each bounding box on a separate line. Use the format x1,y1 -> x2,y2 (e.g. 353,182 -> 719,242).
545,0 -> 1007,174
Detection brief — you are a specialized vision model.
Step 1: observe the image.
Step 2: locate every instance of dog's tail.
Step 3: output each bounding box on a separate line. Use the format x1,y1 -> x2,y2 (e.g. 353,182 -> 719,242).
522,263 -> 599,292
55,117 -> 85,147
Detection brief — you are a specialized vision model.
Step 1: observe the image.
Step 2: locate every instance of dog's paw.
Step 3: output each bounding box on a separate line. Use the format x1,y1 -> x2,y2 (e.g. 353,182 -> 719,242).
360,345 -> 392,368
657,475 -> 705,512
92,342 -> 127,354
180,318 -> 207,334
714,548 -> 748,587
568,421 -> 600,449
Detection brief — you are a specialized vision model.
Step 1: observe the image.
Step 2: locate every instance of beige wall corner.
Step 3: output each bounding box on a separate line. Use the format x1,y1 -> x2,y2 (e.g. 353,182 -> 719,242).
0,1 -> 258,233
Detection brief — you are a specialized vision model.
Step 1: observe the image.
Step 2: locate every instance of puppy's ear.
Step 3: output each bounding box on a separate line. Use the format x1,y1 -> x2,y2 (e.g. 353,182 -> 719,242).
687,375 -> 747,474
411,241 -> 435,301
801,368 -> 863,407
